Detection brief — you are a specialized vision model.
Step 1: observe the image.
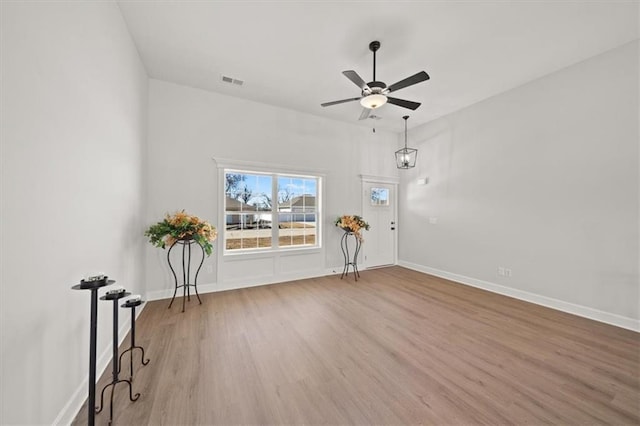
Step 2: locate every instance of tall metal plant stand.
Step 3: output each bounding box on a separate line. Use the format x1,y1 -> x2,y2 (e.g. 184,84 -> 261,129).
340,231 -> 362,281
97,291 -> 139,425
71,277 -> 114,426
118,299 -> 150,381
167,238 -> 205,312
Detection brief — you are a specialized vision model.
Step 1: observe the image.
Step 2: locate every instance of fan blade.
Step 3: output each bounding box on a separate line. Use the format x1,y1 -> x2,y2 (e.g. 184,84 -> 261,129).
321,97 -> 361,107
359,108 -> 371,120
387,71 -> 430,93
343,70 -> 369,90
387,97 -> 421,110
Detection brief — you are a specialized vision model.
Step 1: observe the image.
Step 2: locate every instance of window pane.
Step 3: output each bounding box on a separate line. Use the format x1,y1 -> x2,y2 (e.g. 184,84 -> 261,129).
250,174 -> 273,212
371,188 -> 389,206
304,213 -> 316,245
225,171 -> 273,251
277,176 -> 317,247
225,214 -> 242,250
225,172 -> 272,210
225,214 -> 273,250
278,213 -> 293,246
277,176 -> 293,209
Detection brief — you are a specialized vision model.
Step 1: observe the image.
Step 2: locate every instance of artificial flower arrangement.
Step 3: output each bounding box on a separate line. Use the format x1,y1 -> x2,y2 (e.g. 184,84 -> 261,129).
335,215 -> 370,241
144,210 -> 217,256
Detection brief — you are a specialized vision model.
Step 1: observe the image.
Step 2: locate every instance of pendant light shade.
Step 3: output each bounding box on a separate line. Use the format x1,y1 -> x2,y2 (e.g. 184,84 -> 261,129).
395,116 -> 417,169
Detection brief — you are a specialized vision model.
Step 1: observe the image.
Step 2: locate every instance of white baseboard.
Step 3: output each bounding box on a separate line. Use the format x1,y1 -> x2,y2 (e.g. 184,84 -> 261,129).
146,268 -> 342,302
146,283 -> 218,302
53,304 -> 147,425
217,268 -> 340,292
398,260 -> 640,332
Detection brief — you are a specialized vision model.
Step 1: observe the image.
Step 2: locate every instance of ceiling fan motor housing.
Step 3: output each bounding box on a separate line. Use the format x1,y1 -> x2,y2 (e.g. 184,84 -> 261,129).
363,81 -> 387,96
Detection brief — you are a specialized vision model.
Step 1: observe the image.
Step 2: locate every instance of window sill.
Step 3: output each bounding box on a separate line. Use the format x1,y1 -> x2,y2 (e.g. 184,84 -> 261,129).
223,246 -> 322,261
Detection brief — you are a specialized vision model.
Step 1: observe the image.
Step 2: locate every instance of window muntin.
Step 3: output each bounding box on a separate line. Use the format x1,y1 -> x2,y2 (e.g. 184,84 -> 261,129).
224,170 -> 320,253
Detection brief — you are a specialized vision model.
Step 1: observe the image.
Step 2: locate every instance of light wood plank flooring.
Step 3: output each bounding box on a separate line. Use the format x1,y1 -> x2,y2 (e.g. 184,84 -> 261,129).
73,266 -> 640,425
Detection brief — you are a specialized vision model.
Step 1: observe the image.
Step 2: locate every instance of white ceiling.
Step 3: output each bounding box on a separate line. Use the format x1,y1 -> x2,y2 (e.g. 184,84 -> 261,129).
117,1 -> 638,132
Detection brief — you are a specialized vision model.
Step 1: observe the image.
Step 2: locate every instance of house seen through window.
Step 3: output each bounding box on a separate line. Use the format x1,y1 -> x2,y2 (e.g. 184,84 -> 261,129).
224,170 -> 320,252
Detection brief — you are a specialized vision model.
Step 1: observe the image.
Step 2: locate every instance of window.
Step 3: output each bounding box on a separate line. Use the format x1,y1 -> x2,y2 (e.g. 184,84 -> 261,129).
371,187 -> 389,206
224,172 -> 273,250
224,170 -> 320,253
277,176 -> 317,247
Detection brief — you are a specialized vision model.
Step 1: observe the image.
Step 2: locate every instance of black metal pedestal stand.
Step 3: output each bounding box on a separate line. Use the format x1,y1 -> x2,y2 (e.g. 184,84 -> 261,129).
167,238 -> 205,312
340,231 -> 362,281
71,278 -> 114,426
97,291 -> 139,425
118,299 -> 150,380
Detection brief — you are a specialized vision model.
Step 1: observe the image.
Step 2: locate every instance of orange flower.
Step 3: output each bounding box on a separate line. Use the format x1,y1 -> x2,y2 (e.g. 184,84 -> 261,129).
335,215 -> 370,241
165,235 -> 177,247
146,210 -> 218,256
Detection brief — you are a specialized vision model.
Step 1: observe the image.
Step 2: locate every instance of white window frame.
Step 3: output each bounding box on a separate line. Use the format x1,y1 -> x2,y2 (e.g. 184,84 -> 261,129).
216,158 -> 324,256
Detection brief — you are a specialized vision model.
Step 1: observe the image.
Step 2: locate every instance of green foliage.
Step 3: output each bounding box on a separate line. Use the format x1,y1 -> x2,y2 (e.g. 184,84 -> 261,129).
144,211 -> 217,256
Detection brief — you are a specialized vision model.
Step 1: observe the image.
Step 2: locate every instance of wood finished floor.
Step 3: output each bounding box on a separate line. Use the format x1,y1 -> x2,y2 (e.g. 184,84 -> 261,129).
73,266 -> 640,425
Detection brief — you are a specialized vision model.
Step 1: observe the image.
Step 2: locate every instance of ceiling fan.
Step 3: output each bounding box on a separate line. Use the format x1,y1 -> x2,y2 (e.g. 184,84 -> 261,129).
321,40 -> 430,120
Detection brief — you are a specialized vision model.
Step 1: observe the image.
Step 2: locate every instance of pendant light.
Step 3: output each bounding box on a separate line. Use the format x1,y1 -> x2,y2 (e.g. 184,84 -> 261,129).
395,115 -> 417,169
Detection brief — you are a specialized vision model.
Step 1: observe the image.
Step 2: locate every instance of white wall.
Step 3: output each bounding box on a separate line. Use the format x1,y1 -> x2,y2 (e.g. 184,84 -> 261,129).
0,2 -> 148,424
398,41 -> 639,329
146,79 -> 398,296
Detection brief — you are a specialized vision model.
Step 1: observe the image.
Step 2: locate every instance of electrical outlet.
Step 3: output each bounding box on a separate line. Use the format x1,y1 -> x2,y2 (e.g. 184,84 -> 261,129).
497,267 -> 512,277
206,265 -> 213,274
429,217 -> 438,224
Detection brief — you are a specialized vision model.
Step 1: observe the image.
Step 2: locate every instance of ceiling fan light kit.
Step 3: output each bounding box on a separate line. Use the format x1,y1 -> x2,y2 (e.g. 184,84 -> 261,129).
396,115 -> 418,169
360,93 -> 387,109
321,40 -> 430,120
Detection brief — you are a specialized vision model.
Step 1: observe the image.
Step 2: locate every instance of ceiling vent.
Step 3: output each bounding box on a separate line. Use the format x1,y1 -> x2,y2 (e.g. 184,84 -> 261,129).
221,75 -> 244,86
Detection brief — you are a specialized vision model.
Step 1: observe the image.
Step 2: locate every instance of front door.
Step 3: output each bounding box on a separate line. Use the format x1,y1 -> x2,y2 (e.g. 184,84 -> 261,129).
361,180 -> 397,268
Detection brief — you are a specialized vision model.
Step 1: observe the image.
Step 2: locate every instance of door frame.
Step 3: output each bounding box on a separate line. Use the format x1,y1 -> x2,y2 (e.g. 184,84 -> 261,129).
360,174 -> 399,269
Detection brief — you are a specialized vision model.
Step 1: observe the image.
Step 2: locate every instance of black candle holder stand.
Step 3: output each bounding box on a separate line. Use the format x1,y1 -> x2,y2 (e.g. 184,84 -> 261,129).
71,277 -> 114,426
118,299 -> 150,380
340,231 -> 362,281
167,238 -> 204,312
96,291 -> 140,425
